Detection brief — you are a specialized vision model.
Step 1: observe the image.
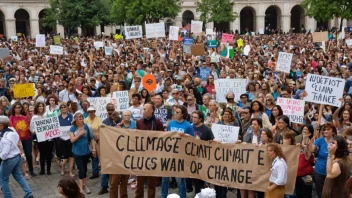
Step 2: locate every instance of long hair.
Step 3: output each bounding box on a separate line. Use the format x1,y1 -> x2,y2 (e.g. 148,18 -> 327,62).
10,102 -> 26,116
58,176 -> 85,198
333,136 -> 349,159
269,105 -> 283,126
267,143 -> 287,162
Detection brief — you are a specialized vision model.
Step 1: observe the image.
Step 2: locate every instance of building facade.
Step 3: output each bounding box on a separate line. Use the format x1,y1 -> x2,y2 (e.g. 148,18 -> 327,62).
0,0 -> 347,38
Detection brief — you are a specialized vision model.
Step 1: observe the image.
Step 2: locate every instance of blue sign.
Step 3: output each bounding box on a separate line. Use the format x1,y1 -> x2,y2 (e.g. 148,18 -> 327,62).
200,67 -> 210,81
183,38 -> 194,46
207,40 -> 217,48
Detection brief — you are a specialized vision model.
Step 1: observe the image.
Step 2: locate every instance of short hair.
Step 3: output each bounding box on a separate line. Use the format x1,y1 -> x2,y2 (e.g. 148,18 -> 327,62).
132,93 -> 142,100
144,102 -> 155,114
250,117 -> 263,128
106,103 -> 115,110
283,131 -> 296,145
0,116 -> 10,128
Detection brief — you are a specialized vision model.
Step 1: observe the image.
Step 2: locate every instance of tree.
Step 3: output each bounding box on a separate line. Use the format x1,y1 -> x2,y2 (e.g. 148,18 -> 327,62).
111,0 -> 181,25
196,0 -> 237,25
301,0 -> 352,30
42,0 -> 113,36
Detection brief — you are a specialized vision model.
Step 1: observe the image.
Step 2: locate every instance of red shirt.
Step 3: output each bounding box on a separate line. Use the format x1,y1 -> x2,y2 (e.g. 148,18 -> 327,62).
297,152 -> 314,176
205,84 -> 214,94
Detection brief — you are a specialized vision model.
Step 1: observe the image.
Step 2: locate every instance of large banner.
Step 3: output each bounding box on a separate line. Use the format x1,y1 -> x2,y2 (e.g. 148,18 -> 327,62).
101,127 -> 299,194
145,22 -> 165,38
304,74 -> 345,107
214,79 -> 247,103
124,25 -> 143,39
276,97 -> 305,124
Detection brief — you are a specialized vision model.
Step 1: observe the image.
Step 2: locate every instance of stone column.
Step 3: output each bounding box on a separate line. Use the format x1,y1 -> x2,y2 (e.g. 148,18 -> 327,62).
282,15 -> 291,33
5,18 -> 16,38
30,18 -> 40,38
305,16 -> 316,32
77,27 -> 82,36
232,18 -> 240,32
256,15 -> 265,33
56,24 -> 65,37
96,26 -> 101,35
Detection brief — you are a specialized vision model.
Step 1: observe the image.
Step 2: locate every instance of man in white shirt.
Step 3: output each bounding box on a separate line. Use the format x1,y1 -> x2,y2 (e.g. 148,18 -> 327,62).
0,116 -> 34,198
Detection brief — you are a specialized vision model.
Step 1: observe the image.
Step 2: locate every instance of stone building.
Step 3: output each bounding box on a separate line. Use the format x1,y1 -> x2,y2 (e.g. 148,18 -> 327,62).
0,0 -> 347,38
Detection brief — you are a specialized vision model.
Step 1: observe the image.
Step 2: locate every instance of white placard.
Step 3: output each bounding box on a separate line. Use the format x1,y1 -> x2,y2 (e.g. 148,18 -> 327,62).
94,41 -> 104,48
11,36 -> 18,42
304,74 -> 345,107
276,52 -> 293,73
34,116 -> 60,142
111,91 -> 129,111
59,126 -> 71,141
259,28 -> 264,34
191,21 -> 203,34
104,47 -> 113,55
214,79 -> 247,103
145,22 -> 165,38
36,34 -> 46,47
276,97 -> 305,124
211,124 -> 239,143
124,25 -> 143,39
169,26 -> 179,41
206,29 -> 213,35
50,45 -> 63,55
87,97 -> 113,119
346,39 -> 352,47
243,45 -> 250,56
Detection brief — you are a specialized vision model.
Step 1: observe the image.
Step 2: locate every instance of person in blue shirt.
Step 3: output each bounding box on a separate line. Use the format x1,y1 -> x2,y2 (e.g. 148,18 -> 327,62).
163,105 -> 194,198
117,110 -> 136,129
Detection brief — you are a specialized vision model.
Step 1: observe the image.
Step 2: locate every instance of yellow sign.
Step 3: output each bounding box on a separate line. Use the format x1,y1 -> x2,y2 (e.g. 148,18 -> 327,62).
53,35 -> 61,45
13,83 -> 35,98
114,34 -> 123,40
237,38 -> 244,48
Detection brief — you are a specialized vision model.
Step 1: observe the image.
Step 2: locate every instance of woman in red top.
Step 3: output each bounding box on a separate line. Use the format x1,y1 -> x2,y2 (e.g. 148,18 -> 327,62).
9,102 -> 36,178
205,74 -> 215,95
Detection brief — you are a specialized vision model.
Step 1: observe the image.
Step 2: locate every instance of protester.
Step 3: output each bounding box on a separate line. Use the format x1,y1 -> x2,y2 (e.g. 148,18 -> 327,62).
58,176 -> 85,198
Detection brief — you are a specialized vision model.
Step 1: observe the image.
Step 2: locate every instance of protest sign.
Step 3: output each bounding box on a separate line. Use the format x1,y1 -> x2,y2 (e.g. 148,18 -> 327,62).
214,79 -> 247,103
11,36 -> 18,42
259,28 -> 264,34
59,126 -> 71,141
206,29 -> 213,35
243,45 -> 250,55
154,108 -> 170,124
53,35 -> 61,44
207,40 -> 217,48
34,116 -> 60,142
304,74 -> 345,107
94,41 -> 104,48
183,45 -> 191,54
104,47 -> 113,55
0,48 -> 9,58
183,38 -> 194,46
276,52 -> 293,73
50,45 -> 63,55
124,25 -> 143,39
276,97 -> 305,124
346,39 -> 352,47
100,127 -> 299,194
191,21 -> 203,34
169,26 -> 179,41
211,124 -> 239,143
200,67 -> 211,81
87,97 -> 112,119
146,22 -> 165,38
13,83 -> 35,98
111,91 -> 129,112
237,38 -> 244,48
210,55 -> 219,63
221,33 -> 234,43
35,34 -> 46,47
190,44 -> 205,56
142,74 -> 157,92
312,32 -> 328,42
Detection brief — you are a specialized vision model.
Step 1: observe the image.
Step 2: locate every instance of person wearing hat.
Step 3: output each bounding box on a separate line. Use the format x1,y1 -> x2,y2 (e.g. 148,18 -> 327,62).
69,112 -> 96,194
84,106 -> 101,180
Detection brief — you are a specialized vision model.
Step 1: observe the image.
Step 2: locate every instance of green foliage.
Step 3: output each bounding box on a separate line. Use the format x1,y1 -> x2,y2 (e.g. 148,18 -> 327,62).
111,0 -> 182,25
302,0 -> 352,22
196,0 -> 237,24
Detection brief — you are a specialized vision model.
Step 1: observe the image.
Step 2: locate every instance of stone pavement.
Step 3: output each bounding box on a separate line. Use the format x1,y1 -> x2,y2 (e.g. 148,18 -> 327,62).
2,161 -> 237,198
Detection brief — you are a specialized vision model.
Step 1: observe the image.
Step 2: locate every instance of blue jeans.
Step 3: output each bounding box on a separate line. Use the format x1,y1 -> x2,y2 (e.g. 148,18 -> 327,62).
161,177 -> 186,198
91,155 -> 99,176
0,155 -> 33,198
101,174 -> 109,188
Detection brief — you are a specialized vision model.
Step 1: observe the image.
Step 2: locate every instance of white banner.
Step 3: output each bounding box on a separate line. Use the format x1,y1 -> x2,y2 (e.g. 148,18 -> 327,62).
276,97 -> 305,124
145,22 -> 165,38
50,45 -> 63,55
276,52 -> 293,73
346,39 -> 352,47
191,21 -> 203,34
169,26 -> 179,41
36,34 -> 46,47
34,116 -> 60,142
87,97 -> 113,119
11,36 -> 18,42
304,74 -> 345,107
124,25 -> 143,39
59,126 -> 71,141
111,91 -> 129,112
94,41 -> 104,48
104,47 -> 113,55
214,79 -> 247,103
211,124 -> 239,143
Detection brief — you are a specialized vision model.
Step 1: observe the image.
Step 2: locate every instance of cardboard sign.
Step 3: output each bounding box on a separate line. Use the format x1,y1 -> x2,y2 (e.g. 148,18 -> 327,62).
169,26 -> 179,41
111,91 -> 129,112
0,48 -> 9,58
312,32 -> 328,42
214,79 -> 247,103
104,47 -> 113,55
94,41 -> 104,48
53,35 -> 61,44
100,127 -> 299,194
276,98 -> 305,124
87,97 -> 113,119
50,45 -> 63,55
304,74 -> 345,107
221,33 -> 234,43
11,36 -> 18,42
13,83 -> 35,98
34,116 -> 60,142
276,52 -> 293,73
211,124 -> 240,143
142,74 -> 157,92
145,22 -> 166,38
190,44 -> 205,56
346,39 -> 352,47
191,20 -> 203,34
36,34 -> 46,47
183,38 -> 194,46
124,25 -> 143,39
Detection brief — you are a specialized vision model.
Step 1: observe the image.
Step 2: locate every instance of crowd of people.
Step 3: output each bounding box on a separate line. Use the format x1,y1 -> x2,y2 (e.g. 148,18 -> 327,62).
0,26 -> 351,198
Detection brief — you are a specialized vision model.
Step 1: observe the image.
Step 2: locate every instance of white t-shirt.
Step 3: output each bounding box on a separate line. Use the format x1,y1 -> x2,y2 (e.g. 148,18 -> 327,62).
128,105 -> 143,121
252,134 -> 258,144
